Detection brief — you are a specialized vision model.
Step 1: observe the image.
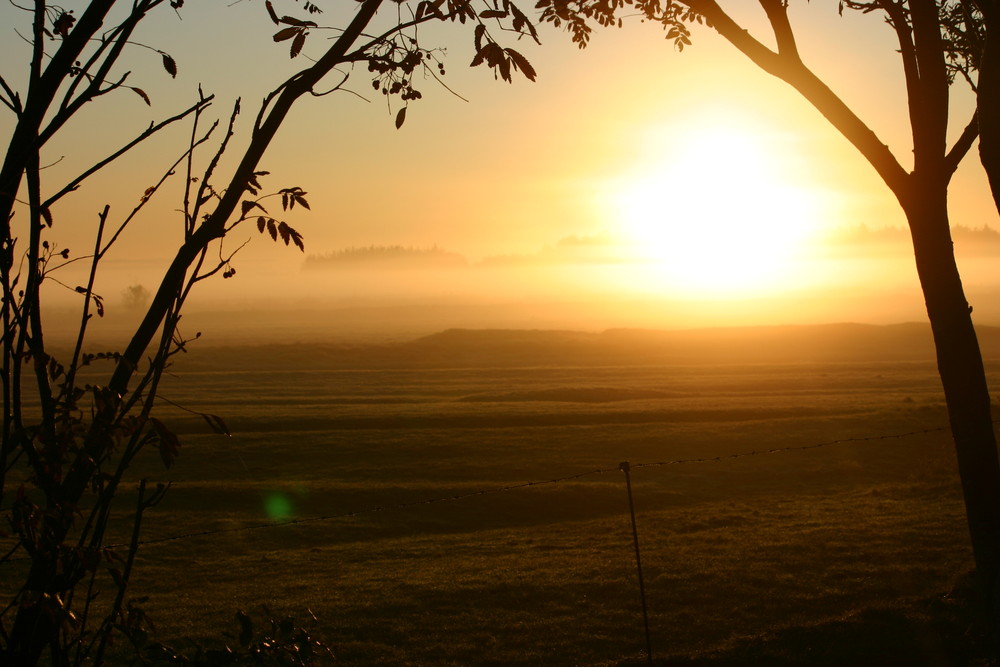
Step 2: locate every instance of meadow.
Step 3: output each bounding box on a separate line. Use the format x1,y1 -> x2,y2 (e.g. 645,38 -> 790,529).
42,325 -> 1000,664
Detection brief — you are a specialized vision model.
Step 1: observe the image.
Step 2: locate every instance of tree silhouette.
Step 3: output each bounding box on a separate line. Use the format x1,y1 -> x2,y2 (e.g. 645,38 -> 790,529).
121,284 -> 151,311
0,0 -> 536,663
537,0 -> 1000,602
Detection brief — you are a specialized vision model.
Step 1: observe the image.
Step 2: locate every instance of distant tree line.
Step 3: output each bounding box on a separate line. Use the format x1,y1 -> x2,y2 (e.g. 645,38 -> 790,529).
827,224 -> 1000,256
303,244 -> 468,268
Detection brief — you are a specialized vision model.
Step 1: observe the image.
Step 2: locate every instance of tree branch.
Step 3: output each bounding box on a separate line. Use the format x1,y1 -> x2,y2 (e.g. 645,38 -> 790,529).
691,0 -> 910,197
41,0 -> 167,148
61,205 -> 109,404
0,0 -> 123,236
876,0 -> 923,156
42,96 -> 213,210
0,75 -> 21,114
946,110 -> 980,176
758,0 -> 799,60
909,0 -> 951,169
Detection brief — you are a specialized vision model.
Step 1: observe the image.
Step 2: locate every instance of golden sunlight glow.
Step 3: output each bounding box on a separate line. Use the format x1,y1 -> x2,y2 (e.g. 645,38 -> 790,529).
605,119 -> 830,298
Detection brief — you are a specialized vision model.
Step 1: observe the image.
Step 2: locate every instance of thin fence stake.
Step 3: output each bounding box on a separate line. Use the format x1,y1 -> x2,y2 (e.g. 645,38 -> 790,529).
620,461 -> 653,666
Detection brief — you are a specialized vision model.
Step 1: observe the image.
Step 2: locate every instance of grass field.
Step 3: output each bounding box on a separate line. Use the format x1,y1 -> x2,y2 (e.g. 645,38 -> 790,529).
11,325 -> 999,664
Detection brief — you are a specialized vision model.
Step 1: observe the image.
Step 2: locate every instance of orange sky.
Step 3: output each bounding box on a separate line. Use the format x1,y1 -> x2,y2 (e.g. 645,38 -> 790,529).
3,1 -> 999,332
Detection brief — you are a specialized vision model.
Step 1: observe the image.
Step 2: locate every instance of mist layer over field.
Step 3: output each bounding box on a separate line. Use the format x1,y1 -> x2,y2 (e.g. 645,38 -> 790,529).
44,225 -> 1000,344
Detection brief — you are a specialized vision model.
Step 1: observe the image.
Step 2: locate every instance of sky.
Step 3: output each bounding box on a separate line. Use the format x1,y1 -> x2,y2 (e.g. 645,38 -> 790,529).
4,0 -> 1000,339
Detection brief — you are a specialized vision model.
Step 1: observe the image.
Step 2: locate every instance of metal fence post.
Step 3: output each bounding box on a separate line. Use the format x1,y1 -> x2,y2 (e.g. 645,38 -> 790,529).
620,461 -> 653,666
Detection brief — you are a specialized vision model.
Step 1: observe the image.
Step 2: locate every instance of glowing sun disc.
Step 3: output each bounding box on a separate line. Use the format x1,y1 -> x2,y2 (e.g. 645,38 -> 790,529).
608,123 -> 825,298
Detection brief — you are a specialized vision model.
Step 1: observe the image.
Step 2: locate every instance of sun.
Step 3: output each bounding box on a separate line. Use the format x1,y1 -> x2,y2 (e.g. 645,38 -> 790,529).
604,120 -> 828,298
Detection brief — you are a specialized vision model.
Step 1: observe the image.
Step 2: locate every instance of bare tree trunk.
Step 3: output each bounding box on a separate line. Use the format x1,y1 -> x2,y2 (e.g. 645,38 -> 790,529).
905,179 -> 1000,595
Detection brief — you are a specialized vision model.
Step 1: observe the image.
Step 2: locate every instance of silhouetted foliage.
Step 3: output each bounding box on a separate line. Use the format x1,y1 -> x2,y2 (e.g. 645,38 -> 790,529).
135,608 -> 335,665
122,284 -> 152,310
303,244 -> 468,267
0,0 -> 537,663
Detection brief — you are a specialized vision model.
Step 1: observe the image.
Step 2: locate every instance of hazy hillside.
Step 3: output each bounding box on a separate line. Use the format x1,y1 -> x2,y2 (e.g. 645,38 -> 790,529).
159,322 -> 1000,372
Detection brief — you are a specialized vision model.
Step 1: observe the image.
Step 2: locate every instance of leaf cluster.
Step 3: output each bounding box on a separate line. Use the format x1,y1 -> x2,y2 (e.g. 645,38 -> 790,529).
470,22 -> 537,81
256,216 -> 305,251
826,2 -> 984,87
535,0 -> 702,49
938,1 -> 985,88
260,0 -> 540,128
267,1 -> 319,59
237,181 -> 309,253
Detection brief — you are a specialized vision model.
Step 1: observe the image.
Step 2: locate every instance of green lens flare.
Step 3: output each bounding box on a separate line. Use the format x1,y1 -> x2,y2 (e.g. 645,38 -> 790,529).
264,492 -> 294,521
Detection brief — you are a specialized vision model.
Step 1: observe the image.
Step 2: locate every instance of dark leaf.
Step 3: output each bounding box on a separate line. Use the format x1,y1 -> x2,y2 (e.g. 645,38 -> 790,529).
241,200 -> 265,217
108,567 -> 125,590
150,417 -> 181,468
202,413 -> 231,436
132,87 -> 151,106
479,9 -> 507,18
291,229 -> 305,251
474,23 -> 486,51
278,221 -> 291,245
40,207 -> 53,227
257,216 -> 266,233
161,53 -> 177,78
279,15 -> 316,26
104,547 -> 126,564
485,42 -> 504,67
505,48 -> 536,81
395,106 -> 407,129
265,0 -> 280,24
499,55 -> 511,82
290,31 -> 306,58
470,46 -> 487,68
294,194 -> 310,210
267,219 -> 278,241
273,27 -> 299,42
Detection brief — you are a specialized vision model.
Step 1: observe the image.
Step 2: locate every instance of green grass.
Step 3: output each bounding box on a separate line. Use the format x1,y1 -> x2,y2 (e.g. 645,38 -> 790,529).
10,348 -> 995,664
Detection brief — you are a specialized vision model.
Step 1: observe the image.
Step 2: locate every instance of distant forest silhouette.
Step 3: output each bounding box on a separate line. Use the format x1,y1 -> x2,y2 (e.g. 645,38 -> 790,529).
302,225 -> 1000,270
303,244 -> 468,267
826,224 -> 1000,256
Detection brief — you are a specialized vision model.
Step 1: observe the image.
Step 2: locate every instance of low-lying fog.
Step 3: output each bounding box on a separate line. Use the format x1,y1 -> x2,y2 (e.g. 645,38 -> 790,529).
43,225 -> 1000,348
